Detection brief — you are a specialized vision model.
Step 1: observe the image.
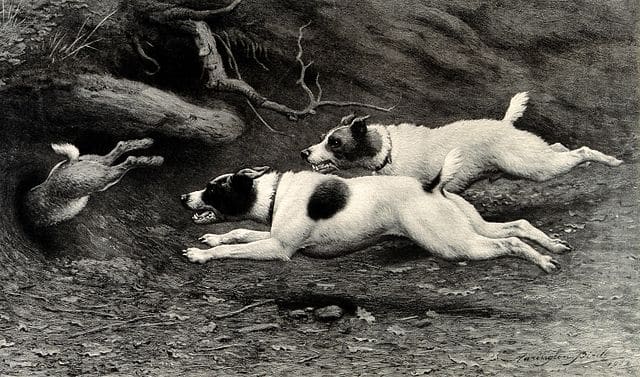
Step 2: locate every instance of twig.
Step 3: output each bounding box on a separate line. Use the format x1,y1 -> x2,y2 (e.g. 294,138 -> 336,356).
43,306 -> 119,319
235,323 -> 280,333
245,99 -> 290,136
76,303 -> 110,310
6,291 -> 50,303
178,279 -> 196,287
215,33 -> 287,135
69,315 -> 155,338
298,349 -> 321,363
191,343 -> 245,355
214,299 -> 275,319
298,354 -> 321,363
132,321 -> 178,328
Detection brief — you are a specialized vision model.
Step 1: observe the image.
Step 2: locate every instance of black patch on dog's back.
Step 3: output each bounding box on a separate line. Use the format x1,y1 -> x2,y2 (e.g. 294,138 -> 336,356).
307,179 -> 349,220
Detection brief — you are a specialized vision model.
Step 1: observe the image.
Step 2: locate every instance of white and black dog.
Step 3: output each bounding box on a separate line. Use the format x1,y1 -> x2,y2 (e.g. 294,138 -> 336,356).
301,92 -> 623,192
180,150 -> 570,272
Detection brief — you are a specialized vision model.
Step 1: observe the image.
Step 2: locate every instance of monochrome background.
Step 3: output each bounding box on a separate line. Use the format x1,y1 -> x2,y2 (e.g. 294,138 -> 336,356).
0,0 -> 637,375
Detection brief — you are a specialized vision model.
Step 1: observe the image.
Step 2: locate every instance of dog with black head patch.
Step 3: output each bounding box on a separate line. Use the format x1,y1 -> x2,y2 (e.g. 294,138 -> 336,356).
180,152 -> 571,273
301,92 -> 622,192
300,114 -> 392,174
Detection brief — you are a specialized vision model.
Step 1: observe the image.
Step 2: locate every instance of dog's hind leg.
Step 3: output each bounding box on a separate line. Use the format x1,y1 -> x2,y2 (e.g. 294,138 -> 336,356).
493,141 -> 622,182
82,138 -> 155,165
199,229 -> 270,247
446,193 -> 571,253
399,204 -> 559,272
183,238 -> 292,263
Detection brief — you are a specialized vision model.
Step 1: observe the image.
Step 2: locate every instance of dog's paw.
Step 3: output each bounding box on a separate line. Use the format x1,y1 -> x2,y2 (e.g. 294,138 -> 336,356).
550,239 -> 572,253
182,247 -> 213,264
538,255 -> 560,274
607,157 -> 623,167
199,234 -> 223,247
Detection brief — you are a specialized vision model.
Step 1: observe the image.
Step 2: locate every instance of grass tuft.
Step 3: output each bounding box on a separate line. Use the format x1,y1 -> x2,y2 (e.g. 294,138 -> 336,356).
0,0 -> 25,44
46,9 -> 116,63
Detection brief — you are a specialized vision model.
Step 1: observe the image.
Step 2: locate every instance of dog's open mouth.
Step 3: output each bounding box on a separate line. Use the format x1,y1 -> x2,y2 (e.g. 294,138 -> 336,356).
191,210 -> 218,224
311,161 -> 338,173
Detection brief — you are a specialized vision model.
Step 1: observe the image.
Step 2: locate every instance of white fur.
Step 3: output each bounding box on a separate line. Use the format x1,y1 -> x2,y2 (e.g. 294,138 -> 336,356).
304,93 -> 623,192
502,91 -> 529,123
437,148 -> 464,191
51,143 -> 80,161
182,160 -> 570,272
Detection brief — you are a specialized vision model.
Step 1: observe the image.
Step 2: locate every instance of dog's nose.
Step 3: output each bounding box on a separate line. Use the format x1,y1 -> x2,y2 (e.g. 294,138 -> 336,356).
180,194 -> 188,203
300,149 -> 311,161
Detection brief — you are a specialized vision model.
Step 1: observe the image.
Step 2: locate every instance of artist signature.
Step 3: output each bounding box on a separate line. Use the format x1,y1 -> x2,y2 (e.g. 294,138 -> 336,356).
510,348 -> 635,368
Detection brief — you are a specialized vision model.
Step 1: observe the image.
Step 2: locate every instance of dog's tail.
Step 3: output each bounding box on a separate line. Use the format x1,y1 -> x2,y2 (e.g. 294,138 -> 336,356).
423,148 -> 464,195
502,92 -> 529,123
51,143 -> 80,161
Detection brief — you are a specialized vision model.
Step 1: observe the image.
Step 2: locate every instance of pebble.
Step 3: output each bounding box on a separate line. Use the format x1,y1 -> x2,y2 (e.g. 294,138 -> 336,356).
289,309 -> 307,319
313,305 -> 344,321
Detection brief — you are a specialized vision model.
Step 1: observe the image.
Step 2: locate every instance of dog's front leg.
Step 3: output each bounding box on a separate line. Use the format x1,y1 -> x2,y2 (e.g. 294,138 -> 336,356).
199,229 -> 270,247
183,238 -> 292,263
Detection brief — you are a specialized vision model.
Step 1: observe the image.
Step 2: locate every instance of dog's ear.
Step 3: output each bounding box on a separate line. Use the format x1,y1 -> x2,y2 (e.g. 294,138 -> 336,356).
230,173 -> 254,192
349,115 -> 370,139
237,166 -> 271,179
340,113 -> 356,126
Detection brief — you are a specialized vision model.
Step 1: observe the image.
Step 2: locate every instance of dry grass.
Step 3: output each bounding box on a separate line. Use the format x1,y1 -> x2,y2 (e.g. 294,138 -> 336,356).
0,0 -> 24,46
46,9 -> 116,63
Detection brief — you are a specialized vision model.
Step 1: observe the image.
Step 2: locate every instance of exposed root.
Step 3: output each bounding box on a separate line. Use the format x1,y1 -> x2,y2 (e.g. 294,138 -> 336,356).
191,20 -> 393,121
149,0 -> 242,23
133,34 -> 160,75
130,0 -> 394,124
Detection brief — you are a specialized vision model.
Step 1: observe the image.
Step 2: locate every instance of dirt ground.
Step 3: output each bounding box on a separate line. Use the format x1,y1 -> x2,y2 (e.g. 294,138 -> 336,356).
1,0 -> 639,376
1,155 -> 638,376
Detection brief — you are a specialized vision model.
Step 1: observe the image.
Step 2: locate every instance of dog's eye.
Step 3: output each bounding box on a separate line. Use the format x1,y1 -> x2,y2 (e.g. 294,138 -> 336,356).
328,137 -> 342,148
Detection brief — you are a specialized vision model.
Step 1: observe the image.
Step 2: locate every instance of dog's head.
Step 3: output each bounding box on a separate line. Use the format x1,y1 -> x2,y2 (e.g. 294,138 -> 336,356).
180,166 -> 271,224
301,114 -> 383,173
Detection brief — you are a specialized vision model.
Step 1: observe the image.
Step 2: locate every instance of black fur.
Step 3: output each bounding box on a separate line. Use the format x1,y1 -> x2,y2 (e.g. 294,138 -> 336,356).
202,173 -> 256,216
326,129 -> 380,162
350,118 -> 368,139
307,179 -> 350,220
422,171 -> 441,193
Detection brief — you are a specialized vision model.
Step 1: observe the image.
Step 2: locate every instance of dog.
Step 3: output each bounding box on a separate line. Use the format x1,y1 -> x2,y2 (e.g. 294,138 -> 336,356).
25,138 -> 163,227
300,92 -> 623,193
180,150 -> 570,272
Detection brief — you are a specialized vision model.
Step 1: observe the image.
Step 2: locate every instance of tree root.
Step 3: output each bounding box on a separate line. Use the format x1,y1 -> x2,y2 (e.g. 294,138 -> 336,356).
191,20 -> 395,121
128,0 -> 395,123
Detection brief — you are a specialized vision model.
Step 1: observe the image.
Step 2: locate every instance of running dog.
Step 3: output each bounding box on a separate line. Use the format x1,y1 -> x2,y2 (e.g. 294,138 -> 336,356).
301,92 -> 623,192
25,138 -> 164,227
180,151 -> 570,272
